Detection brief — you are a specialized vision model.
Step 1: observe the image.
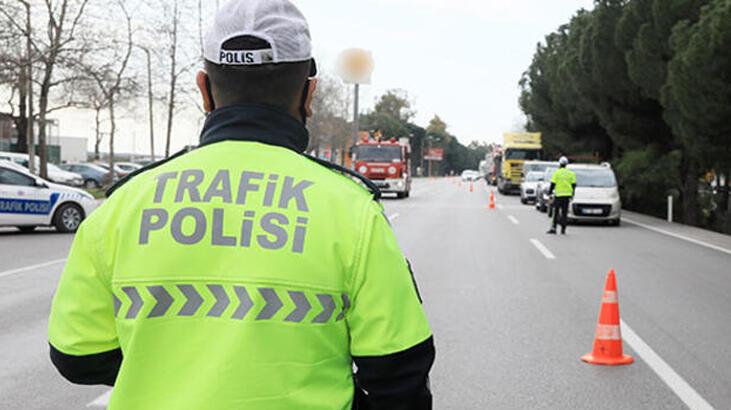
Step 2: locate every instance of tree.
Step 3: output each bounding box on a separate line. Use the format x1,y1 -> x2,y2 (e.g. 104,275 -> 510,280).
360,90 -> 414,139
75,0 -> 136,168
663,0 -> 731,231
308,75 -> 350,164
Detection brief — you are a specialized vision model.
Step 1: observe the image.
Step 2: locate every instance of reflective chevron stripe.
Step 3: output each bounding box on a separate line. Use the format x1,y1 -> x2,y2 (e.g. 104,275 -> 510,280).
312,294 -> 336,323
147,286 -> 173,318
178,285 -> 203,316
122,287 -> 143,319
257,288 -> 283,320
113,294 -> 122,317
285,291 -> 311,322
232,286 -> 253,320
114,284 -> 344,324
207,285 -> 230,317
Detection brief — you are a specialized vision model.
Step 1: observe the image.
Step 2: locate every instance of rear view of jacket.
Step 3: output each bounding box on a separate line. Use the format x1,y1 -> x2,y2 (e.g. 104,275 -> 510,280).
48,138 -> 434,410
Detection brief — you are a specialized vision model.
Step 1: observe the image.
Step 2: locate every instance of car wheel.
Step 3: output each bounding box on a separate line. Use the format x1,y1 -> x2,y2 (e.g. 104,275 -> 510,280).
17,226 -> 36,233
396,192 -> 406,199
53,203 -> 85,233
610,218 -> 621,227
84,179 -> 99,189
521,197 -> 527,205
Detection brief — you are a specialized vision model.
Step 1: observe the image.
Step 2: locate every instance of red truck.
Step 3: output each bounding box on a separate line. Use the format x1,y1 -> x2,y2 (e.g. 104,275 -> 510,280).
352,133 -> 412,199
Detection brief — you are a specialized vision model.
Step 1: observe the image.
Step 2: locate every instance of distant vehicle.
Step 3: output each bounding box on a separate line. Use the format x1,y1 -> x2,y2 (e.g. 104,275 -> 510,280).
352,133 -> 412,199
60,163 -> 116,189
115,162 -> 143,173
0,151 -> 83,187
94,162 -> 131,178
520,171 -> 544,204
484,149 -> 502,186
497,133 -> 542,194
536,166 -> 559,213
461,170 -> 480,182
0,161 -> 97,233
567,163 -> 621,226
522,161 -> 558,179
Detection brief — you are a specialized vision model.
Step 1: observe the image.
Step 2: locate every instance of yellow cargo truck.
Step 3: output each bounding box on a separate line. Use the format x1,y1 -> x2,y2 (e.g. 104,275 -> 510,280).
497,132 -> 543,194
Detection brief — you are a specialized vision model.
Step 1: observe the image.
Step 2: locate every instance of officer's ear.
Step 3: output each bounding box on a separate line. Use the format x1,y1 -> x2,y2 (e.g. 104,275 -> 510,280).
304,79 -> 318,118
196,70 -> 215,113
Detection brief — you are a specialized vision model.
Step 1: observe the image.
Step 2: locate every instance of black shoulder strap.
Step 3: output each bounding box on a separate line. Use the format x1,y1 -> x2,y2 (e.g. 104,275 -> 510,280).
105,147 -> 194,198
303,154 -> 381,201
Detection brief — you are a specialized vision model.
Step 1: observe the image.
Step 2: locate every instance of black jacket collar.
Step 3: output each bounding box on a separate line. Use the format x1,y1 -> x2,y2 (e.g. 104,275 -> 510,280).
199,103 -> 309,153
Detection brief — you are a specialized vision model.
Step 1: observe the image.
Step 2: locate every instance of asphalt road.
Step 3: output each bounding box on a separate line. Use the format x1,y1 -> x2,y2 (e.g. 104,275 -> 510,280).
1,178 -> 730,409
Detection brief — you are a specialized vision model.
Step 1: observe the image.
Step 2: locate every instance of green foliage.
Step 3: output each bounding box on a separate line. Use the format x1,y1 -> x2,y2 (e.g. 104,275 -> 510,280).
520,0 -> 730,231
362,93 -> 486,176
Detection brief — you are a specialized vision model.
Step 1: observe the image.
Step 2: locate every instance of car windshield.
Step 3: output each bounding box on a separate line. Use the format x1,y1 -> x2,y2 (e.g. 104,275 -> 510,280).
524,163 -> 555,174
525,172 -> 542,182
505,149 -> 541,161
355,146 -> 402,162
573,168 -> 617,188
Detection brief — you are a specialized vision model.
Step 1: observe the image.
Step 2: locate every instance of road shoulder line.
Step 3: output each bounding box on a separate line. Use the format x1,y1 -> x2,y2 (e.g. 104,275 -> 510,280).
621,320 -> 715,410
0,258 -> 67,279
530,239 -> 556,260
624,218 -> 731,257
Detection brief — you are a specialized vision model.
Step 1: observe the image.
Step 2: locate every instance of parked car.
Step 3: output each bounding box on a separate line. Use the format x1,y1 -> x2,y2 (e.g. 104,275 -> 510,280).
0,161 -> 97,232
94,162 -> 131,178
0,151 -> 84,187
520,171 -> 543,204
567,163 -> 621,226
535,166 -> 559,212
59,163 -> 116,189
461,170 -> 481,182
115,162 -> 144,173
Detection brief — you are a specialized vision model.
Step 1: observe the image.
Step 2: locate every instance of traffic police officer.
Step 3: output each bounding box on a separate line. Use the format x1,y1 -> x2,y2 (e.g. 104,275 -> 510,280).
547,156 -> 576,235
48,1 -> 435,409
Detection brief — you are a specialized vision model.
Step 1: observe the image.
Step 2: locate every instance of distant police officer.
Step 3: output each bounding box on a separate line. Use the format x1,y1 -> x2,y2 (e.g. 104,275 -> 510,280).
48,1 -> 435,409
547,156 -> 576,235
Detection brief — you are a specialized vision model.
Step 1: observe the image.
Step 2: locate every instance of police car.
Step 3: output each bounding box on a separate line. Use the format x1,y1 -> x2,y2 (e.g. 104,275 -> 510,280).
0,161 -> 97,233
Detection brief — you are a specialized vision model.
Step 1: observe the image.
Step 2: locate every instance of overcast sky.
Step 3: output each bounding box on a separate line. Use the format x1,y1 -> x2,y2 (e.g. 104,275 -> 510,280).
54,0 -> 594,155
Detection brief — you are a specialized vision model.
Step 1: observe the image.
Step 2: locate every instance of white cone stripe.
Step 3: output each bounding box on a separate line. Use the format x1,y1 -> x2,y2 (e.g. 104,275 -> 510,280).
601,291 -> 618,304
595,324 -> 621,341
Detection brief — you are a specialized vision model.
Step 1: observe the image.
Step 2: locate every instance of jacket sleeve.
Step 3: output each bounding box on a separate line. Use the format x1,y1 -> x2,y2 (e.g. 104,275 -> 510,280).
347,201 -> 435,410
48,223 -> 121,386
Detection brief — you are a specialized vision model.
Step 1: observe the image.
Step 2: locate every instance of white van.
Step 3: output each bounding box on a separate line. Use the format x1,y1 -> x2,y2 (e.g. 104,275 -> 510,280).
0,151 -> 83,187
567,164 -> 621,226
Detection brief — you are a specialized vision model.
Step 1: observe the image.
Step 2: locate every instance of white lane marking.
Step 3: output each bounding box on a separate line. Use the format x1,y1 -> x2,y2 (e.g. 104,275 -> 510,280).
624,218 -> 731,257
530,239 -> 556,260
388,213 -> 400,222
621,320 -> 715,410
87,389 -> 112,407
0,258 -> 67,279
508,215 -> 520,225
496,204 -> 505,210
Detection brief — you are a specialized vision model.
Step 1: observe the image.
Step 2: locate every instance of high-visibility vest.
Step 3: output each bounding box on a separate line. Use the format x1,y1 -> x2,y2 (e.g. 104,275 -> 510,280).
551,167 -> 576,197
49,139 -> 431,410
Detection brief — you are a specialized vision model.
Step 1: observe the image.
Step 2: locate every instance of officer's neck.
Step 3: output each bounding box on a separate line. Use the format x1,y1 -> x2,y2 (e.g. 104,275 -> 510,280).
199,103 -> 309,153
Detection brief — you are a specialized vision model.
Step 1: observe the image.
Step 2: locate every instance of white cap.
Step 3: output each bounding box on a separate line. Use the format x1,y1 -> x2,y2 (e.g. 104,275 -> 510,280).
204,0 -> 313,67
559,156 -> 569,166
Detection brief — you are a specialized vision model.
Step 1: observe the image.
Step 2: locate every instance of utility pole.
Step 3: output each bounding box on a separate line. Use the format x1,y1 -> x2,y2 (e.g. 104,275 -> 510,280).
352,83 -> 360,144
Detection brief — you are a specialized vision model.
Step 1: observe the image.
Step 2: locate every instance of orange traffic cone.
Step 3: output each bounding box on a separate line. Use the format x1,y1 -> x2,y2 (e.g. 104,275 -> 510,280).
581,269 -> 634,366
469,181 -> 474,192
488,192 -> 496,210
